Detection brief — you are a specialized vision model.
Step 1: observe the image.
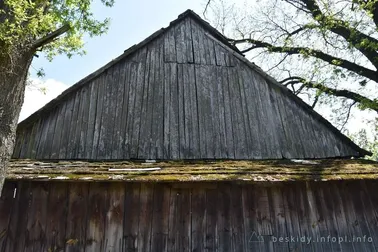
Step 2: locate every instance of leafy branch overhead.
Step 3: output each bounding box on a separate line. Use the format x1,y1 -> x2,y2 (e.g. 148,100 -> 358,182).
0,0 -> 114,60
206,0 -> 378,115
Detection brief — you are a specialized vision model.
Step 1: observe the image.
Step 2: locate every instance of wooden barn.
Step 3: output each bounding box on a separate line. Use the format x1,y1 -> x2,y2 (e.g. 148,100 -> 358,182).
1,9 -> 378,252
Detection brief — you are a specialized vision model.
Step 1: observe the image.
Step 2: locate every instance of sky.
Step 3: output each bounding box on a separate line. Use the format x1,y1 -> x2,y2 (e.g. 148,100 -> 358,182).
19,0 -> 375,139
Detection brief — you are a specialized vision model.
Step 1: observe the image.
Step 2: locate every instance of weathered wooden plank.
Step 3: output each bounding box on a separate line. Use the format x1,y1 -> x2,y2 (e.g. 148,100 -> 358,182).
12,129 -> 23,158
205,188 -> 217,251
150,184 -> 170,251
240,67 -> 262,159
24,182 -> 49,252
176,188 -> 191,252
169,63 -> 179,159
130,59 -> 146,159
45,182 -> 68,252
230,185 -> 246,251
177,64 -> 187,158
191,187 -> 206,252
208,66 -> 221,158
72,88 -> 85,158
227,67 -> 247,159
50,103 -> 66,159
204,35 -> 216,65
123,183 -> 140,251
0,182 -> 15,251
98,71 -> 115,159
214,67 -> 227,158
65,182 -> 89,252
167,187 -> 178,251
19,129 -> 30,159
190,19 -> 205,65
216,184 -> 232,252
138,45 -> 154,159
41,109 -> 58,159
175,18 -> 193,64
254,186 -> 273,252
360,180 -> 378,250
85,80 -> 99,158
66,91 -> 81,159
137,184 -> 154,252
5,181 -> 31,252
150,39 -> 165,158
103,183 -> 125,252
84,182 -> 109,252
92,75 -> 105,159
59,95 -> 74,159
164,26 -> 176,63
78,85 -> 90,159
35,116 -> 50,159
110,64 -> 123,159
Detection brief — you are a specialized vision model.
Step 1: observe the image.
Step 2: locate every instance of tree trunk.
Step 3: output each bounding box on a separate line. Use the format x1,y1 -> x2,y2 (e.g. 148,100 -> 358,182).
0,51 -> 33,195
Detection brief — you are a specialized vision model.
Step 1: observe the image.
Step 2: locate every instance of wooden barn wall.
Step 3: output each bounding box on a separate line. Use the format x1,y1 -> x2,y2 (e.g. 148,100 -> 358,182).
13,17 -> 359,160
1,180 -> 378,252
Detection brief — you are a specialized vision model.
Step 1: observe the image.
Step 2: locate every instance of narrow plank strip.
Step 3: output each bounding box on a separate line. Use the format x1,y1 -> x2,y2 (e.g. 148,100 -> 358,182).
205,188 -> 217,251
137,184 -> 154,252
230,184 -> 246,251
92,76 -> 105,159
50,103 -> 66,159
65,182 -> 90,252
191,186 -> 206,252
0,182 -> 16,251
59,96 -> 74,159
85,80 -> 99,158
216,184 -> 232,252
111,64 -> 124,159
45,182 -> 69,252
78,85 -> 91,159
123,183 -> 141,251
169,63 -> 179,159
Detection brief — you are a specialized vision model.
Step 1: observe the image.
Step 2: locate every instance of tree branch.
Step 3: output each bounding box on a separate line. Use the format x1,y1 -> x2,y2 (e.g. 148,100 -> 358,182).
31,24 -> 70,49
297,0 -> 378,69
280,76 -> 378,113
231,38 -> 378,82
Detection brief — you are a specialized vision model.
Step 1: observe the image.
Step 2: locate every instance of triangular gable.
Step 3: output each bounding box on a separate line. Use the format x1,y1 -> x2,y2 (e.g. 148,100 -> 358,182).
13,10 -> 370,160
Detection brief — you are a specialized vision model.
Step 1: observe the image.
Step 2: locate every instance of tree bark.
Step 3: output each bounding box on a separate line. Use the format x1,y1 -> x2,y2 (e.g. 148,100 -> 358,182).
0,50 -> 33,195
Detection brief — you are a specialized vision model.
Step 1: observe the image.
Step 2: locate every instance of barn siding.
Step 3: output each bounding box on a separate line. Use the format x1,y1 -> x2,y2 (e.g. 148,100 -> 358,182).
13,16 -> 362,160
0,180 -> 377,252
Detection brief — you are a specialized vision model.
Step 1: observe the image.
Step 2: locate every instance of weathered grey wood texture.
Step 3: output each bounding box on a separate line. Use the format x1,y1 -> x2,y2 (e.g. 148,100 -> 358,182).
1,180 -> 378,252
13,13 -> 366,160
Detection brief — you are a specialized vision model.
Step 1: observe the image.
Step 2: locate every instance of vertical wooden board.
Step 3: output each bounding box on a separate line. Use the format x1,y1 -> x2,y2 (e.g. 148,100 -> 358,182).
338,181 -> 369,252
123,183 -> 141,251
65,182 -> 89,252
85,183 -> 109,252
184,18 -> 194,63
45,182 -> 68,252
169,63 -> 179,159
303,182 -> 327,252
92,76 -> 105,159
307,116 -> 328,158
204,34 -> 217,65
214,44 -> 227,66
306,182 -> 335,252
230,185 -> 246,252
149,40 -> 164,158
103,183 -> 125,252
360,180 -> 378,250
280,184 -> 304,252
19,129 -> 30,159
177,64 -> 187,158
78,85 -> 91,159
163,62 -> 171,159
342,181 -> 376,252
240,68 -> 263,159
208,66 -> 221,158
175,19 -> 189,64
150,184 -> 170,251
254,186 -> 274,251
221,67 -> 235,158
98,71 -> 115,159
35,116 -> 50,159
106,68 -> 118,159
123,62 -> 138,159
214,67 -> 227,158
138,46 -> 155,159
167,187 -> 178,251
242,185 -> 264,252
5,181 -> 31,252
190,19 -> 206,65
216,184 -> 232,252
0,182 -> 15,251
24,182 -> 49,252
110,64 -> 123,159
67,91 -> 82,159
267,187 -> 289,252
190,187 -> 206,252
119,62 -> 132,159
204,188 -> 217,251
295,109 -> 318,159
136,184 -> 154,252
177,188 -> 191,252
130,61 -> 146,159
227,67 -> 247,159
50,103 -> 66,159
85,80 -> 99,158
72,88 -> 85,158
42,109 -> 58,159
185,64 -> 200,158
26,121 -> 39,158
59,95 -> 74,159
164,26 -> 176,63
12,129 -> 22,158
